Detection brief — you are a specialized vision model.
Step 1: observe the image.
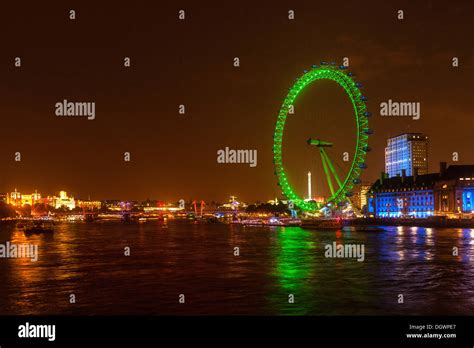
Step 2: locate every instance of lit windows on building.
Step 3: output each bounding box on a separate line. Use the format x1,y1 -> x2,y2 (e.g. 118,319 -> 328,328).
360,184 -> 370,208
77,200 -> 102,210
351,183 -> 371,210
7,189 -> 22,206
368,173 -> 437,218
54,191 -> 76,210
368,163 -> 474,218
434,164 -> 474,217
463,191 -> 473,212
6,189 -> 42,207
20,194 -> 33,206
385,133 -> 428,178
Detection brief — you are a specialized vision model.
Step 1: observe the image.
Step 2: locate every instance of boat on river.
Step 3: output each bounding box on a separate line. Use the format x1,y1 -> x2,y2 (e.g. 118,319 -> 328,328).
241,217 -> 301,227
24,220 -> 54,233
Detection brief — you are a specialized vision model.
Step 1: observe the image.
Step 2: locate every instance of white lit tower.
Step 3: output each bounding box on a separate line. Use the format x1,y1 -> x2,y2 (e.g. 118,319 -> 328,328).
307,171 -> 312,200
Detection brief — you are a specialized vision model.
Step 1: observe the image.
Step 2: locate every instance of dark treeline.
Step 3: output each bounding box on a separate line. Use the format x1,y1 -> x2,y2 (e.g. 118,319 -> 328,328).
245,202 -> 290,215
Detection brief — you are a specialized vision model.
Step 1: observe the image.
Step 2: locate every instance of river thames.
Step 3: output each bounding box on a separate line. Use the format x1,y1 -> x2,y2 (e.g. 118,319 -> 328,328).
0,221 -> 473,315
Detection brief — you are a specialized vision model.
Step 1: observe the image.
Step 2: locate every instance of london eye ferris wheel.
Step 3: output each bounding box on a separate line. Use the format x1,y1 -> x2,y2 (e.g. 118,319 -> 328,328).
273,62 -> 372,214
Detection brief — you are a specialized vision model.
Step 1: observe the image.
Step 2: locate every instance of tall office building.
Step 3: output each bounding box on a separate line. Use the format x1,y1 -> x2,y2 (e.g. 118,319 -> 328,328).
385,133 -> 428,178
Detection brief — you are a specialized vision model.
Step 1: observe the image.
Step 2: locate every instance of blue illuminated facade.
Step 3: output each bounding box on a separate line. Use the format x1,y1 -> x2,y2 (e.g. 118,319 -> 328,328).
368,173 -> 437,218
368,164 -> 474,218
385,133 -> 428,178
370,189 -> 434,218
463,189 -> 473,212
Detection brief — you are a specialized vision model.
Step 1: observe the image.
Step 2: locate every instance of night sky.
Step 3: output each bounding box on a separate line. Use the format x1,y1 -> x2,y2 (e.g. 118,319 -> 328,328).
0,0 -> 473,202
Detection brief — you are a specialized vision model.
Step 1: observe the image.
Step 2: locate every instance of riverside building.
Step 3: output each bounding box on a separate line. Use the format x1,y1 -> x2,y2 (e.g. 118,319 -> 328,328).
368,163 -> 474,218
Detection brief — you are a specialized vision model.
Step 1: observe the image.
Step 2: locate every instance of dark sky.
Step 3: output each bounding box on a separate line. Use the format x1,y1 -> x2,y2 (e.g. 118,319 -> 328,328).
0,0 -> 473,202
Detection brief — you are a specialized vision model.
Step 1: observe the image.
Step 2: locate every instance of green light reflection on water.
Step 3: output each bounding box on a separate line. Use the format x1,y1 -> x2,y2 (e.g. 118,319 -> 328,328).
269,226 -> 318,315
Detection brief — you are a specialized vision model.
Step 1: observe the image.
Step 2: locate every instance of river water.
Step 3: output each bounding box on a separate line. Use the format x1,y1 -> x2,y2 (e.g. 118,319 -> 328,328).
0,221 -> 473,315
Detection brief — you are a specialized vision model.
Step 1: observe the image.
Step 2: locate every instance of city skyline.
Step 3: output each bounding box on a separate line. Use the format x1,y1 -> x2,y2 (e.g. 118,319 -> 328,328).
0,129 -> 468,204
1,187 -> 243,204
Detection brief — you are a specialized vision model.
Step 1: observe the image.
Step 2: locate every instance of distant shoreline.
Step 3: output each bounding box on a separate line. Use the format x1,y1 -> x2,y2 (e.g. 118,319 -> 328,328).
2,217 -> 474,229
350,217 -> 474,229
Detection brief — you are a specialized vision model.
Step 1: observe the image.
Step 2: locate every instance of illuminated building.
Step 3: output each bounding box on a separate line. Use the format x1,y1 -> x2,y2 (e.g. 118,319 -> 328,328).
101,200 -> 123,211
368,163 -> 474,218
385,133 -> 428,178
6,189 -> 41,207
143,204 -> 182,213
434,163 -> 474,217
220,196 -> 247,210
267,198 -> 279,205
360,184 -> 370,208
54,191 -> 76,210
20,194 -> 33,206
7,189 -> 22,206
368,171 -> 437,218
32,190 -> 41,202
21,190 -> 41,206
77,200 -> 101,210
351,183 -> 371,210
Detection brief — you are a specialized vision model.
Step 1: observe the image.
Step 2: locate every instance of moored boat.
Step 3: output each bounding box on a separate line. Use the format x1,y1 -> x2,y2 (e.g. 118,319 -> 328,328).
265,217 -> 301,226
241,217 -> 302,227
24,221 -> 54,233
241,219 -> 265,226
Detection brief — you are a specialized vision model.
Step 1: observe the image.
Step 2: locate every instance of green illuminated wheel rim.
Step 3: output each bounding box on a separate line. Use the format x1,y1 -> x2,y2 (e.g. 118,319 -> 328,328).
273,63 -> 370,212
